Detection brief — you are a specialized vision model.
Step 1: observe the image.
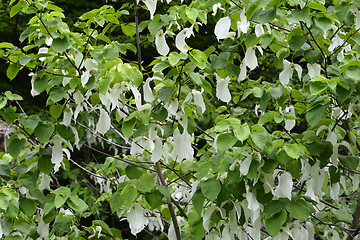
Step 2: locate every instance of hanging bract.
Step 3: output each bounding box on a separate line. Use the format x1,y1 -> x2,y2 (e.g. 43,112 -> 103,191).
1,0 -> 360,239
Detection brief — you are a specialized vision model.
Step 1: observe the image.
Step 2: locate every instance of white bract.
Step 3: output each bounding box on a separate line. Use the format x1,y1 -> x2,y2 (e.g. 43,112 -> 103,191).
279,59 -> 302,86
171,128 -> 194,162
307,63 -> 321,79
155,29 -> 169,56
127,203 -> 149,235
237,10 -> 250,34
214,16 -> 231,41
143,0 -> 157,19
175,27 -> 193,53
95,108 -> 111,135
274,172 -> 293,200
215,74 -> 231,103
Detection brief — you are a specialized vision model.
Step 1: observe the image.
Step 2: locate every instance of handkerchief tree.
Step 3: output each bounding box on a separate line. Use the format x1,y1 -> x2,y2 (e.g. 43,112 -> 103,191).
1,0 -> 360,239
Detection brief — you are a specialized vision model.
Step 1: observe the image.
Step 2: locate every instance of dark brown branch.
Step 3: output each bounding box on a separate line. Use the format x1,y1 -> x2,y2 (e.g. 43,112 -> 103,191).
155,162 -> 181,240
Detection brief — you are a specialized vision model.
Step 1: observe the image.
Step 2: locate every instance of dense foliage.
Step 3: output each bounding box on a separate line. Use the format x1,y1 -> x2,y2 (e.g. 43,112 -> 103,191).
1,0 -> 360,239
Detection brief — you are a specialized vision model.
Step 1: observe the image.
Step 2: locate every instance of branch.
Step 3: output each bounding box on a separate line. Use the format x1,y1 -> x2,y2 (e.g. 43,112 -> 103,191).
346,193 -> 360,240
301,21 -> 328,77
155,162 -> 181,240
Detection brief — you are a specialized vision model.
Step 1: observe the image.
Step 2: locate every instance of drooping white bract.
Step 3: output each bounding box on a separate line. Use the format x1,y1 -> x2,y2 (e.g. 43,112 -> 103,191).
81,58 -> 98,87
151,136 -> 163,162
165,98 -> 179,117
237,10 -> 250,35
96,108 -> 111,135
279,59 -> 302,86
127,203 -> 149,236
245,184 -> 261,224
130,136 -> 151,156
51,136 -> 63,173
215,74 -> 231,104
74,49 -> 83,68
274,171 -> 293,200
214,16 -> 231,41
175,27 -> 193,53
203,206 -> 225,232
29,73 -> 40,97
144,78 -> 155,102
244,46 -> 258,70
240,154 -> 252,176
192,89 -> 206,113
238,62 -> 247,82
212,3 -> 224,16
143,0 -> 157,19
307,63 -> 321,79
155,29 -> 169,56
255,24 -> 265,37
171,128 -> 194,162
62,107 -> 72,126
284,106 -> 296,131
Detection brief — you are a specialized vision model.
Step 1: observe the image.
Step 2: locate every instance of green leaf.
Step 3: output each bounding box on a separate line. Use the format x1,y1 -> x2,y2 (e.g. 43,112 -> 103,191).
48,87 -> 65,103
10,0 -> 26,18
19,56 -> 32,66
189,49 -> 207,69
200,178 -> 221,201
168,52 -> 181,66
50,104 -> 63,119
307,2 -> 326,11
19,198 -> 37,217
339,155 -> 359,170
6,64 -> 21,80
251,130 -> 267,150
305,49 -> 322,64
195,162 -> 211,179
263,200 -> 285,217
192,189 -> 205,215
5,200 -> 19,219
158,86 -> 173,103
257,7 -> 276,24
145,190 -> 163,209
276,149 -> 292,165
285,199 -> 311,221
121,23 -> 136,37
93,220 -> 114,237
119,183 -> 139,209
38,155 -> 54,174
122,118 -> 136,139
136,173 -> 155,193
54,195 -> 67,208
284,144 -> 306,159
233,123 -> 250,142
34,74 -> 49,94
306,104 -> 328,126
265,209 -> 287,236
0,97 -> 7,109
68,194 -> 88,213
125,165 -> 142,179
332,209 -> 353,224
118,63 -> 143,87
216,133 -> 237,152
186,8 -> 199,23
8,138 -> 26,158
14,222 -> 30,235
35,123 -> 54,144
287,7 -> 310,22
52,36 -> 71,53
151,107 -> 168,122
289,35 -> 307,51
310,81 -> 328,95
56,124 -> 75,140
